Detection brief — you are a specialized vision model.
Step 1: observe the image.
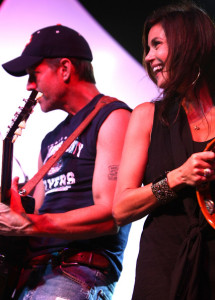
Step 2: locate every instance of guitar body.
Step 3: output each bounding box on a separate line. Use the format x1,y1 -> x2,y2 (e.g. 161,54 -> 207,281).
196,138 -> 215,229
0,236 -> 27,299
0,196 -> 34,299
0,91 -> 38,299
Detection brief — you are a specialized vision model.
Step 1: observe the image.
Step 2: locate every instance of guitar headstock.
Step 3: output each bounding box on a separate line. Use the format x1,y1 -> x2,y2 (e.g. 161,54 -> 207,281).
6,91 -> 42,143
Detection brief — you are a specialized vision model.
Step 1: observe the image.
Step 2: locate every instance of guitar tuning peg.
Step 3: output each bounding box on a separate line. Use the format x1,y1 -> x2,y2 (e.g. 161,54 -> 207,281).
12,134 -> 18,143
36,92 -> 43,100
14,127 -> 22,136
19,120 -> 26,129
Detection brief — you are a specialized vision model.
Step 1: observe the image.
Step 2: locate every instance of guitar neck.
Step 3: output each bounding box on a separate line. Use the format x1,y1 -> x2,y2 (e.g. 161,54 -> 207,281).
0,90 -> 38,205
1,138 -> 13,205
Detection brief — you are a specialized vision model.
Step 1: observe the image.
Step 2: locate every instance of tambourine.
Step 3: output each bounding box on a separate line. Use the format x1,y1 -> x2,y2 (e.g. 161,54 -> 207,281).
196,138 -> 215,229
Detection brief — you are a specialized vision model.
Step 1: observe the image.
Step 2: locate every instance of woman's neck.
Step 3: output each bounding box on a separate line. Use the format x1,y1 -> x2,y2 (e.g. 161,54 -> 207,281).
182,82 -> 213,123
182,82 -> 215,142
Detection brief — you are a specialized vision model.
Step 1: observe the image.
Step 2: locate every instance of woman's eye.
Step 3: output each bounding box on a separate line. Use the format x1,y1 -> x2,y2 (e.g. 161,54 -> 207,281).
153,40 -> 161,48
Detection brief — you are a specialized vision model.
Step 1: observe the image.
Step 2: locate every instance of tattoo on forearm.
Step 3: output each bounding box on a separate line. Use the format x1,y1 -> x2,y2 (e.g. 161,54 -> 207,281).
108,165 -> 119,180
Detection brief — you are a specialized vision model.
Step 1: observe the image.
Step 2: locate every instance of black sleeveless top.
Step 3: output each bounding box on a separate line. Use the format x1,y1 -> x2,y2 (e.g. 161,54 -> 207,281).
132,101 -> 215,300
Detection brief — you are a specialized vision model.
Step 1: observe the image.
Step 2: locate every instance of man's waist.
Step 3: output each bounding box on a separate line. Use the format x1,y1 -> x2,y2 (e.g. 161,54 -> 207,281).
26,249 -> 111,271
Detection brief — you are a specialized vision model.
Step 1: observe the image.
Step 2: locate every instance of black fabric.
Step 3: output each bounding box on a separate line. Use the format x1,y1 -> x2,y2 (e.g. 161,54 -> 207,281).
132,101 -> 215,300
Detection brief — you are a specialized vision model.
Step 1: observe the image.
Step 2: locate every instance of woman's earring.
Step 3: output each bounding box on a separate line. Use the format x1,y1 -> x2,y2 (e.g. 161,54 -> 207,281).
191,66 -> 200,86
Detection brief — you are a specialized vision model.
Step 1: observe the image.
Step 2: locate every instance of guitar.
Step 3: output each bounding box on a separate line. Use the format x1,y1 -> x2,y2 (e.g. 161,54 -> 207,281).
0,90 -> 38,299
196,138 -> 215,229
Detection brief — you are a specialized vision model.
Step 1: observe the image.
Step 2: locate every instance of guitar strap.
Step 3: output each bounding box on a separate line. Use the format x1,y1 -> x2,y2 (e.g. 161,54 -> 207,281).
19,95 -> 118,197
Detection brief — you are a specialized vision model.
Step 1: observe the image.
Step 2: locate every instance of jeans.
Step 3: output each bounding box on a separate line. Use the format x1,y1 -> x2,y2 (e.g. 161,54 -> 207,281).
14,262 -> 116,300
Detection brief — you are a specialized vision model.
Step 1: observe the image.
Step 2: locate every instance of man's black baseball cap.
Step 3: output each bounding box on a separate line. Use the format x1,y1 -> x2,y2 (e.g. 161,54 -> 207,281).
2,24 -> 93,77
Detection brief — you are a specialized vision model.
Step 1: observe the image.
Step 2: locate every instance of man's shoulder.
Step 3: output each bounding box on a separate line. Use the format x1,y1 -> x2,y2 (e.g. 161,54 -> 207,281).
100,95 -> 132,112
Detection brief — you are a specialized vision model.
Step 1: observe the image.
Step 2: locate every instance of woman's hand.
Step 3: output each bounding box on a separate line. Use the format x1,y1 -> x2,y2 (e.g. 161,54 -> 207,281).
168,151 -> 215,190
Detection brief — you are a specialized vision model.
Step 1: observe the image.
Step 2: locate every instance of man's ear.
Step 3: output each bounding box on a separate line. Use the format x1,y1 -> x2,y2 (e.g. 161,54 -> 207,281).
59,58 -> 74,82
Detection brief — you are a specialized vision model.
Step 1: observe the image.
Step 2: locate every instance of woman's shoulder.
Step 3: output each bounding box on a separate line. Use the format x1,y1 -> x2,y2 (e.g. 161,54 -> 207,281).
128,102 -> 155,136
134,101 -> 154,110
132,101 -> 155,119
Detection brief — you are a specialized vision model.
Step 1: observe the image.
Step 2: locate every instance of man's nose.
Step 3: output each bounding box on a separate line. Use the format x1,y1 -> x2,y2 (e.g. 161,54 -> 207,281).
26,80 -> 37,91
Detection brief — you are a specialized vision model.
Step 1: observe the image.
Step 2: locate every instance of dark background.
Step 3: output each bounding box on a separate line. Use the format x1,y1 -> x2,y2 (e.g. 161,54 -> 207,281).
1,0 -> 214,65
78,0 -> 215,64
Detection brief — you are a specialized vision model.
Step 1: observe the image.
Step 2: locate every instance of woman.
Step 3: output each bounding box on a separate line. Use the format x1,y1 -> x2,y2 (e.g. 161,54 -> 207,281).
113,3 -> 215,300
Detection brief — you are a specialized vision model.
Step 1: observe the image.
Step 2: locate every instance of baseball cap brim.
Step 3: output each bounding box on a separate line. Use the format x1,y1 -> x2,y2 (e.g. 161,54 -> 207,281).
2,55 -> 43,77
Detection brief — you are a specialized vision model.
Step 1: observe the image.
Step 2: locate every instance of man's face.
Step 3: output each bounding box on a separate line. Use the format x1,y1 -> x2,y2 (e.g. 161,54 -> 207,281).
26,59 -> 66,113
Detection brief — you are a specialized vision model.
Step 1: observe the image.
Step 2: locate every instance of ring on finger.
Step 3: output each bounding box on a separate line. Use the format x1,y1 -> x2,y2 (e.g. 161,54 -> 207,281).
203,168 -> 212,178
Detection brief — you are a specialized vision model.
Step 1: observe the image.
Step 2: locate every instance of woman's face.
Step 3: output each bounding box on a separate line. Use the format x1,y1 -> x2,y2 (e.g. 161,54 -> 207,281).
145,23 -> 169,88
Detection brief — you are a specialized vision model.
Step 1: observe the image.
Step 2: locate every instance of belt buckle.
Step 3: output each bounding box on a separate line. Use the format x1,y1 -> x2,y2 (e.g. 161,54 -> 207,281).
57,248 -> 77,266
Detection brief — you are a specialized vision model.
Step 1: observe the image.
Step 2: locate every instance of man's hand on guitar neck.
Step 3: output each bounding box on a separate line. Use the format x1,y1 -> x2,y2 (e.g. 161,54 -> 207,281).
0,177 -> 33,236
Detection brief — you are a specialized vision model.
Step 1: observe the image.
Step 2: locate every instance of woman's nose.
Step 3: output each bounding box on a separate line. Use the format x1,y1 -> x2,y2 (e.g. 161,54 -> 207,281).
145,49 -> 154,62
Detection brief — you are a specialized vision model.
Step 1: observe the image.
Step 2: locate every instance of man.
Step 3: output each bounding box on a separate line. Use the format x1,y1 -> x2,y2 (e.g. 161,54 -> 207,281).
1,24 -> 131,299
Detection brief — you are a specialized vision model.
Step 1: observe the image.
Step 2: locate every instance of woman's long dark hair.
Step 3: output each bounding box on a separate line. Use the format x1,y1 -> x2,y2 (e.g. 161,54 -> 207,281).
142,2 -> 215,124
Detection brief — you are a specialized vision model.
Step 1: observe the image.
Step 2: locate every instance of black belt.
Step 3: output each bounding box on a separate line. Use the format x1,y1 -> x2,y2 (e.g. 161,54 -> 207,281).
27,250 -> 110,270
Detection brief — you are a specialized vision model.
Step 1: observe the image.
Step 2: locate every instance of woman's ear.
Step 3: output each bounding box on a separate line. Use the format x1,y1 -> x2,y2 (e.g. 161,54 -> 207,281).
59,58 -> 74,82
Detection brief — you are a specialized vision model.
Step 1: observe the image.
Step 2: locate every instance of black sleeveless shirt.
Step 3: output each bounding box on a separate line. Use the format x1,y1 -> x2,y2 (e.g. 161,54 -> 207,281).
27,94 -> 132,281
132,101 -> 215,300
